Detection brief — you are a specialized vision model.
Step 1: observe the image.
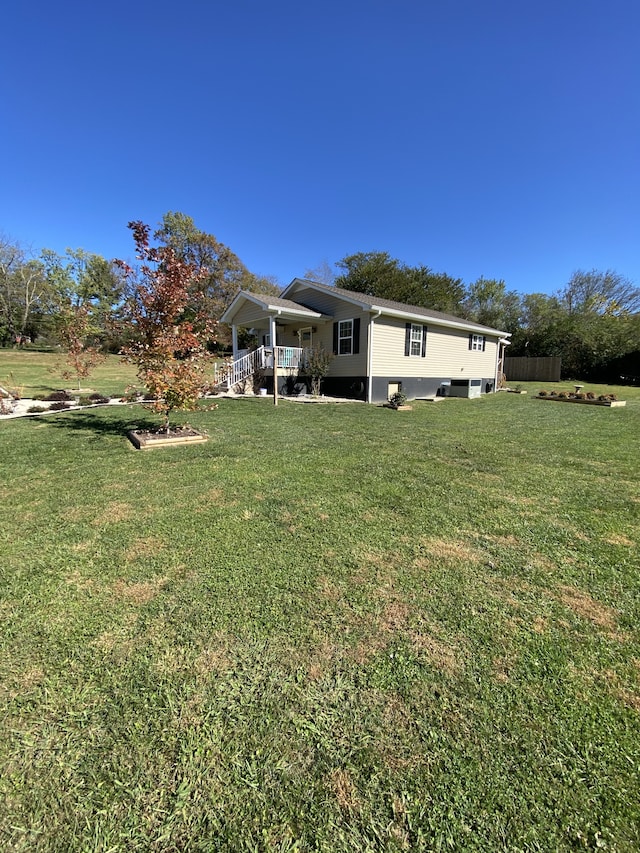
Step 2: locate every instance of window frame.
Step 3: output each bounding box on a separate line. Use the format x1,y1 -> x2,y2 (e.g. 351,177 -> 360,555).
338,319 -> 354,355
409,323 -> 423,357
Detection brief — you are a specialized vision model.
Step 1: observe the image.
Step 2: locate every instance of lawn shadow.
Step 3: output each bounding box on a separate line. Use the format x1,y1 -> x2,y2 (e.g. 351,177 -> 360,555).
24,407 -> 159,440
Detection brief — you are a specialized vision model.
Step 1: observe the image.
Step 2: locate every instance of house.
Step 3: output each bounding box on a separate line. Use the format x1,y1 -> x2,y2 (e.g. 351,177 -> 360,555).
220,279 -> 511,403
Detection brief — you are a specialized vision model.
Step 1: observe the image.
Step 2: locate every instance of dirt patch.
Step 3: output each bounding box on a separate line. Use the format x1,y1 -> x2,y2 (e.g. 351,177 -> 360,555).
193,643 -> 233,676
410,630 -> 461,674
93,501 -> 134,526
317,575 -> 342,602
327,768 -> 360,812
380,600 -> 411,632
125,536 -> 166,562
65,570 -> 96,590
417,537 -> 484,565
63,505 -> 92,523
599,668 -> 640,712
306,635 -> 344,680
532,615 -> 548,634
604,533 -> 635,547
492,655 -> 513,683
112,575 -> 167,605
558,585 -> 621,635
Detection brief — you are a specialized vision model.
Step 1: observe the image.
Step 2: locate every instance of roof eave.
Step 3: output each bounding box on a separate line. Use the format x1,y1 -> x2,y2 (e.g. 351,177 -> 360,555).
371,304 -> 510,337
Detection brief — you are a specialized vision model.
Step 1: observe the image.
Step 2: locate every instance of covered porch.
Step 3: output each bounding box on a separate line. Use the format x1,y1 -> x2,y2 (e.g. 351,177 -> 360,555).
219,291 -> 331,393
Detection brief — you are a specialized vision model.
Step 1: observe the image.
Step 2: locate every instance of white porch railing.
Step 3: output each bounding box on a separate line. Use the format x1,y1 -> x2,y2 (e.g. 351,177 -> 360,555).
213,346 -> 305,390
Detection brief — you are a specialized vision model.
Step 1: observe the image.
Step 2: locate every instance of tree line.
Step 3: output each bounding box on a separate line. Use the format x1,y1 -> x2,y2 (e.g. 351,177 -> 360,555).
313,252 -> 640,382
2,216 -> 639,382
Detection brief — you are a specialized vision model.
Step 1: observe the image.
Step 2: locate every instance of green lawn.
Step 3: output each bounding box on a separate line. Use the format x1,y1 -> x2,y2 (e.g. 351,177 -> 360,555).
1,358 -> 639,851
1,349 -> 139,398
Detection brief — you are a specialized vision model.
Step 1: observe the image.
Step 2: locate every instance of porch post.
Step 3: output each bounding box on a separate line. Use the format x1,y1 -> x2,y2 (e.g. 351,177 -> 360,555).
231,325 -> 239,359
269,315 -> 278,405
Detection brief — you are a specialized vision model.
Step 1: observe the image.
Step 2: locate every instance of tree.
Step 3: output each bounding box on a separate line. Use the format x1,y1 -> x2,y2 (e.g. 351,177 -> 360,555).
53,301 -> 106,391
335,252 -> 406,298
155,212 -> 279,347
411,266 -> 466,314
302,260 -> 337,285
116,221 -> 217,433
335,251 -> 466,313
508,271 -> 640,380
463,277 -> 521,331
558,269 -> 640,316
0,235 -> 49,344
41,248 -> 123,330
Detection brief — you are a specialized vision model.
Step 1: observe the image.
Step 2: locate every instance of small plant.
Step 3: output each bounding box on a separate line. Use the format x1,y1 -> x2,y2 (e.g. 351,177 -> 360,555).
538,390 -> 548,397
89,393 -> 110,404
45,391 -> 72,402
388,391 -> 408,409
121,385 -> 143,403
49,401 -> 71,411
53,301 -> 106,391
26,405 -> 48,413
303,345 -> 334,397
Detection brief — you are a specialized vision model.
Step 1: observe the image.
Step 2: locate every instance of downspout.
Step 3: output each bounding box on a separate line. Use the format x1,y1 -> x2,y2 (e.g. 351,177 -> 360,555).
367,310 -> 382,403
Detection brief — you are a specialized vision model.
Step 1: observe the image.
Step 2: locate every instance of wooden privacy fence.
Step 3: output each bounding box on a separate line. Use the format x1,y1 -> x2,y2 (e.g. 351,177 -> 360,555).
504,357 -> 561,382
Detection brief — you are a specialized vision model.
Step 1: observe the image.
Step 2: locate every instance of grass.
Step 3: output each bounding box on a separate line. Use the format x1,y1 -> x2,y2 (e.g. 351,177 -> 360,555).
0,349 -> 139,398
1,356 -> 639,851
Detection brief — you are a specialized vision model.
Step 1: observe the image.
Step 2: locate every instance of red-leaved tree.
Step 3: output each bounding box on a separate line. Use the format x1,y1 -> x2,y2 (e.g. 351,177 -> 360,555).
116,221 -> 216,433
54,300 -> 106,391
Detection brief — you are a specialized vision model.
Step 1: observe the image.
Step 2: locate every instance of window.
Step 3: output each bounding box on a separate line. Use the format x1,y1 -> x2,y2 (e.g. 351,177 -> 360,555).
404,323 -> 427,357
409,324 -> 423,356
332,318 -> 360,355
469,334 -> 486,351
338,319 -> 353,355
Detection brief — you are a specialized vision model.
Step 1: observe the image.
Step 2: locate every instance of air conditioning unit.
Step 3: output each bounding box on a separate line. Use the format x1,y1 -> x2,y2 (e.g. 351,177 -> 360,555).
449,379 -> 482,399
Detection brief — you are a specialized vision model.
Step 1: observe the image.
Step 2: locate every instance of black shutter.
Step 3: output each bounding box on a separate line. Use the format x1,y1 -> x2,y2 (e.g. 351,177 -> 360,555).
421,325 -> 427,357
333,322 -> 338,354
405,323 -> 411,356
353,318 -> 360,354
482,336 -> 486,351
468,333 -> 473,350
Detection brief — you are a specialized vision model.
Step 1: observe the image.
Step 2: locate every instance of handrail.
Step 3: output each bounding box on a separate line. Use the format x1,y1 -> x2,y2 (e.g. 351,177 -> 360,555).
214,346 -> 305,389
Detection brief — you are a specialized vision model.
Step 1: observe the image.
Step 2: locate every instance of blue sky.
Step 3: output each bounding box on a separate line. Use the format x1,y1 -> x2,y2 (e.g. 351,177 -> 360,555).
2,0 -> 639,295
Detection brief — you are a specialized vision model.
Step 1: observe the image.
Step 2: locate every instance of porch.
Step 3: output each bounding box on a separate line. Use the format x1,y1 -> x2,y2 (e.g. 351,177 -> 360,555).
214,345 -> 306,392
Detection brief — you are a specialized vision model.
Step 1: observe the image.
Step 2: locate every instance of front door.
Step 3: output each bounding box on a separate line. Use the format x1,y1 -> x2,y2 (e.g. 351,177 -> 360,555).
298,326 -> 313,347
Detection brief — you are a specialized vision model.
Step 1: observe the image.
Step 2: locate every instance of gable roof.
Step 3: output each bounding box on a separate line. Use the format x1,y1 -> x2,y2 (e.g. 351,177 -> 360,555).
221,290 -> 324,324
282,278 -> 510,338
